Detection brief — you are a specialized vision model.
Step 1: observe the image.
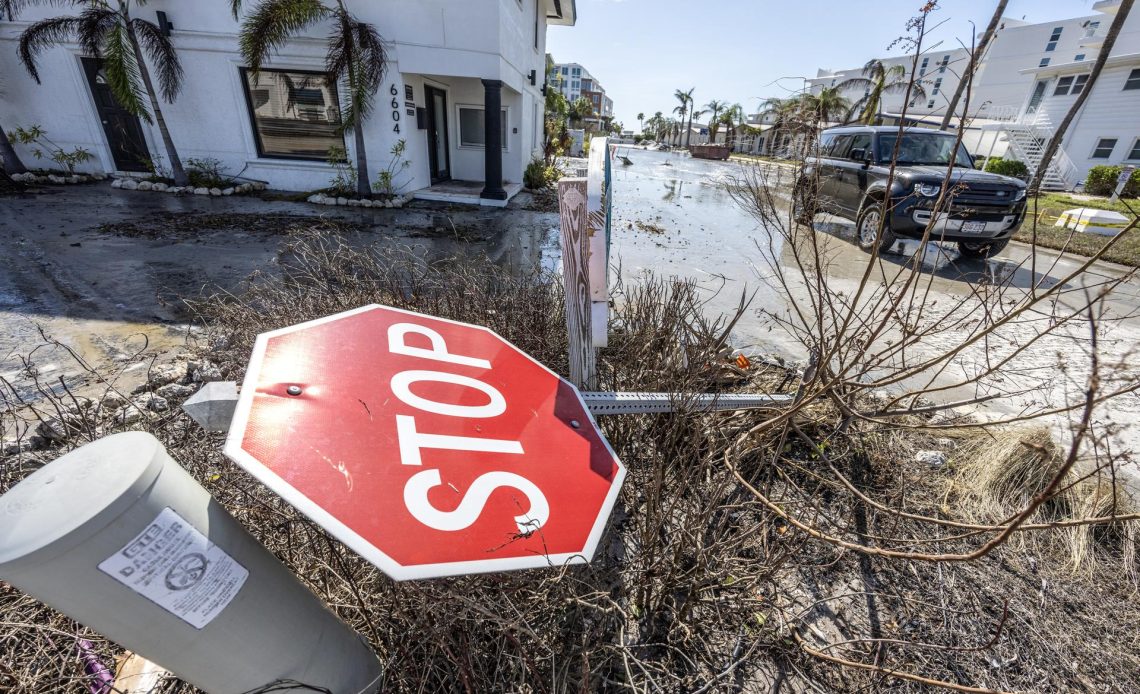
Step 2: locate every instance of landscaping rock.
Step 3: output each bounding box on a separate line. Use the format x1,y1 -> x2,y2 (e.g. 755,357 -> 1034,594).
148,361 -> 189,387
111,178 -> 123,189
337,197 -> 348,206
99,390 -> 129,410
222,187 -> 235,196
37,415 -> 82,443
154,182 -> 168,192
121,179 -> 139,190
348,199 -> 361,207
194,187 -> 210,195
188,359 -> 224,383
915,450 -> 948,467
361,199 -> 373,208
133,392 -> 170,412
322,197 -> 338,206
209,187 -> 222,196
114,405 -> 144,425
156,383 -> 197,400
307,194 -> 322,204
92,172 -> 106,181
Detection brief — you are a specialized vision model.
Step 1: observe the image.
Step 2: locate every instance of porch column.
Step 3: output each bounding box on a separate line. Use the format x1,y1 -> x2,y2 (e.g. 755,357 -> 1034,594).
480,79 -> 507,200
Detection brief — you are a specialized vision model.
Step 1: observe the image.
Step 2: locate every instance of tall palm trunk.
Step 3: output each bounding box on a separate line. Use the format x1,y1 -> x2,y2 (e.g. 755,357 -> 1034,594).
126,20 -> 188,185
685,109 -> 693,148
0,124 -> 27,174
1030,0 -> 1133,192
340,24 -> 370,197
940,0 -> 1007,130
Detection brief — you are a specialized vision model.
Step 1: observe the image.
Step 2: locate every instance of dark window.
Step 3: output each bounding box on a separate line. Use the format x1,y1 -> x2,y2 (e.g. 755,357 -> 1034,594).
1054,76 -> 1075,95
828,134 -> 852,158
240,68 -> 342,161
533,0 -> 540,49
927,99 -> 935,108
1039,58 -> 1050,67
1125,69 -> 1140,90
1049,27 -> 1062,41
457,106 -> 508,149
818,133 -> 837,156
849,132 -> 871,157
1091,138 -> 1117,159
1071,74 -> 1090,94
1046,41 -> 1057,52
1128,138 -> 1140,160
1075,53 -> 1086,61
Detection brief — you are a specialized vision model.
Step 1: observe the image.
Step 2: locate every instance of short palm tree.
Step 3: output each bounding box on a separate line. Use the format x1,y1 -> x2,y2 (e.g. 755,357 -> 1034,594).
636,111 -> 644,133
16,0 -> 189,184
837,59 -> 926,125
239,0 -> 387,197
568,96 -> 594,129
704,99 -> 726,142
719,102 -> 743,148
804,87 -> 850,124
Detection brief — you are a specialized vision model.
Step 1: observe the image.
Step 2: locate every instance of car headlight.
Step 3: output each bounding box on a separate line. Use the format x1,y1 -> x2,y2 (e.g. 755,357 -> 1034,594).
1013,188 -> 1027,201
914,183 -> 941,197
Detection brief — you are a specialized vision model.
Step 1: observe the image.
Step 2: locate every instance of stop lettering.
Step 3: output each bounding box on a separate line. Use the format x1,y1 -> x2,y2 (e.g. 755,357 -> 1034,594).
225,305 -> 625,580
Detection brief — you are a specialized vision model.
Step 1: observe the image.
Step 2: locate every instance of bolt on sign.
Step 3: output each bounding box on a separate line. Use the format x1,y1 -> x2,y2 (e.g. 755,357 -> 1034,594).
225,305 -> 626,580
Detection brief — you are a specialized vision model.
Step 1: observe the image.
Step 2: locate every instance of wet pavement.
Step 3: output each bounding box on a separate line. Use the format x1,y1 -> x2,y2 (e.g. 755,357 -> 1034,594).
2,160 -> 1137,459
0,184 -> 555,406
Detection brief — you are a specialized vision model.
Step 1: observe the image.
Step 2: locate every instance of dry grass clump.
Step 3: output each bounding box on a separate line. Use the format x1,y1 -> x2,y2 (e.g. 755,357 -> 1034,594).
954,427 -> 1072,523
1065,478 -> 1140,578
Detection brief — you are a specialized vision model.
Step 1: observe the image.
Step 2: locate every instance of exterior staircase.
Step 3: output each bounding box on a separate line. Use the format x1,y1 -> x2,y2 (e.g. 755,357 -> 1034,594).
985,110 -> 1079,191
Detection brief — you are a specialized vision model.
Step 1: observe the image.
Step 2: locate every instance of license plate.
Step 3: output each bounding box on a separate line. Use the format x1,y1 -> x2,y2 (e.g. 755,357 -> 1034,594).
962,221 -> 986,233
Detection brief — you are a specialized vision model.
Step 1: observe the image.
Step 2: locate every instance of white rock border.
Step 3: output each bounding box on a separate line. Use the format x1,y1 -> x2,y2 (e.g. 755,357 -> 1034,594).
10,171 -> 107,185
305,192 -> 413,208
110,178 -> 267,196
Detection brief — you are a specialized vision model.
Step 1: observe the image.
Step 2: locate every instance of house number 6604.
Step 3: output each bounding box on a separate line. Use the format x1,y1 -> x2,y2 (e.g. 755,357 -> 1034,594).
389,84 -> 401,133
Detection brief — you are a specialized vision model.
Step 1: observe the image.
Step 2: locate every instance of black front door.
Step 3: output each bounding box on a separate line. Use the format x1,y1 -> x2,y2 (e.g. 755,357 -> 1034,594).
424,85 -> 450,183
82,57 -> 150,172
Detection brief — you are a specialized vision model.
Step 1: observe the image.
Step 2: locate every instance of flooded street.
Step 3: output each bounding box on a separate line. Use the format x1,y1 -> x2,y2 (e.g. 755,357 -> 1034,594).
3,160 -> 1137,459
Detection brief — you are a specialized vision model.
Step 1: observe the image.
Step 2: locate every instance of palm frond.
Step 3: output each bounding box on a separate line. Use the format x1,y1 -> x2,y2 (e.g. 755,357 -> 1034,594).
230,0 -> 243,19
3,0 -> 83,21
240,0 -> 329,73
103,18 -> 149,121
17,15 -> 85,82
76,6 -> 117,58
834,77 -> 872,93
885,81 -> 927,100
131,17 -> 183,102
327,11 -> 386,130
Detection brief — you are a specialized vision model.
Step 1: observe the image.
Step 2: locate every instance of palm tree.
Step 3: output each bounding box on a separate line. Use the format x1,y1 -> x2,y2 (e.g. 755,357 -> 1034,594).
837,59 -> 926,125
704,99 -> 726,142
804,87 -> 850,124
1,3 -> 29,173
239,0 -> 386,197
719,102 -> 744,149
1031,0 -> 1133,192
636,111 -> 644,134
674,87 -> 695,146
17,0 -> 190,185
568,96 -> 594,129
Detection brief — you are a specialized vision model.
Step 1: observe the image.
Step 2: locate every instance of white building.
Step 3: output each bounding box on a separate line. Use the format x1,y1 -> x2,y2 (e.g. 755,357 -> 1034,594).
984,0 -> 1140,187
800,0 -> 1139,189
548,61 -> 613,127
0,0 -> 575,205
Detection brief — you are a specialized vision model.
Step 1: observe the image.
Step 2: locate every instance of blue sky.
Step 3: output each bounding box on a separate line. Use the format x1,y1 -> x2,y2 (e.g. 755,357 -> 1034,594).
547,0 -> 1100,131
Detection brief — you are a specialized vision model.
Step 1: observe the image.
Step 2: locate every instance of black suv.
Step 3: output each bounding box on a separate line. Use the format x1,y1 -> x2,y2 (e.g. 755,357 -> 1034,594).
795,126 -> 1028,258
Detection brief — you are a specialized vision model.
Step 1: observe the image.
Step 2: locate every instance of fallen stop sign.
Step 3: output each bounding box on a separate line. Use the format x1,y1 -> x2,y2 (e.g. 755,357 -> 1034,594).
225,305 -> 625,580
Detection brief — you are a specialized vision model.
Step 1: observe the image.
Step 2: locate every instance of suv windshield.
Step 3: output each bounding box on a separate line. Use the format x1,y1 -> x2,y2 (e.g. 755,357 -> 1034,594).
876,132 -> 973,167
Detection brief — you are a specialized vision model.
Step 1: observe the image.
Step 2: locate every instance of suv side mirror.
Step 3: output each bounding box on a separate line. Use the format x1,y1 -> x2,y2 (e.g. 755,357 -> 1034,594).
850,148 -> 871,166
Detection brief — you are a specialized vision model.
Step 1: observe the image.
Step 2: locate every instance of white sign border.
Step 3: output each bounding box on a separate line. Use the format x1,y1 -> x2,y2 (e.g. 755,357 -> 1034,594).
224,304 -> 626,581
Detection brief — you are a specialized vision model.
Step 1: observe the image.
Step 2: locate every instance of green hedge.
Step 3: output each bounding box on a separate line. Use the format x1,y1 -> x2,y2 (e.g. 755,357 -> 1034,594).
1085,165 -> 1139,198
983,157 -> 1029,180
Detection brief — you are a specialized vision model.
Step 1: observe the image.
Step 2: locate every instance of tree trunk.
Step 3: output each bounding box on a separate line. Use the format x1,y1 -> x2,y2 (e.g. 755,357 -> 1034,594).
685,109 -> 693,148
341,27 -> 370,197
128,24 -> 188,186
0,124 -> 28,174
1030,0 -> 1133,192
940,0 -> 1008,130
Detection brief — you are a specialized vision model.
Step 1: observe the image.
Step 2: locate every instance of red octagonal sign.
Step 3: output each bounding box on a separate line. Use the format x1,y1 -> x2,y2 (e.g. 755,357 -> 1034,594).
225,305 -> 625,580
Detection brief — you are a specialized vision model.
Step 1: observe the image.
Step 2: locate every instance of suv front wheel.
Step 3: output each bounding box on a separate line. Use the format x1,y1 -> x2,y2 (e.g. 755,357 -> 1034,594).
856,201 -> 898,255
957,238 -> 1010,259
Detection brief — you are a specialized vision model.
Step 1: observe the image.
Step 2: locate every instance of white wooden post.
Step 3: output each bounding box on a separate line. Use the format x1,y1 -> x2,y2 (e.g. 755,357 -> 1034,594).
557,178 -> 597,389
586,136 -> 611,348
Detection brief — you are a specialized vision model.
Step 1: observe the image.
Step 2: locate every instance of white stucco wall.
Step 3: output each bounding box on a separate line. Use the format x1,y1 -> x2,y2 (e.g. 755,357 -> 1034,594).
0,0 -> 554,192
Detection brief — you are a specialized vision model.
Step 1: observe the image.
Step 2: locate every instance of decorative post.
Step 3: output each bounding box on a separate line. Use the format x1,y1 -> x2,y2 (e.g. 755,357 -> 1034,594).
480,79 -> 507,201
557,177 -> 597,389
586,136 -> 611,347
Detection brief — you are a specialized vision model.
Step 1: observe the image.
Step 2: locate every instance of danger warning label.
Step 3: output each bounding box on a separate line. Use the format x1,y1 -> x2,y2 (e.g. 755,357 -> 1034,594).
98,507 -> 249,629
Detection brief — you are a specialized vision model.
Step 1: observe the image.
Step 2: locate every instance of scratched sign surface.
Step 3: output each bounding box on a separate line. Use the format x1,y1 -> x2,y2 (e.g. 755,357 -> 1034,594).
224,305 -> 624,581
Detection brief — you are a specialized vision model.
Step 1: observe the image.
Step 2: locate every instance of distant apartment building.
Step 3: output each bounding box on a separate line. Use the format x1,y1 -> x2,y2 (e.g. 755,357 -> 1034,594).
791,0 -> 1139,189
549,61 -> 614,127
